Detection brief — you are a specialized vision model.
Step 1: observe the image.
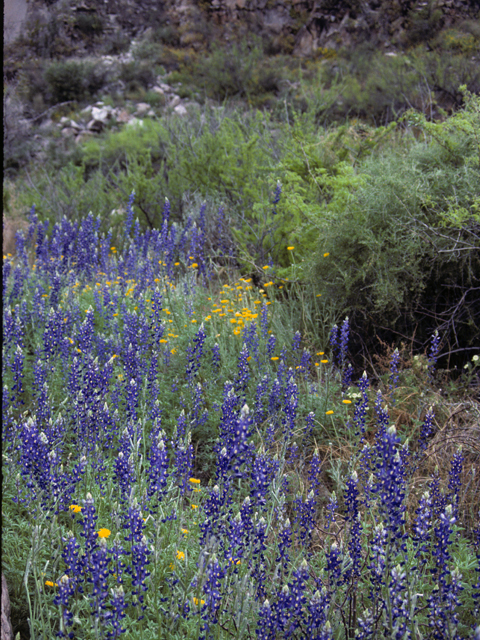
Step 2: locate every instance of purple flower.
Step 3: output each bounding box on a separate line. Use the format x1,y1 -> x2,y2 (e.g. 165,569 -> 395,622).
271,180 -> 282,216
292,330 -> 301,353
372,426 -> 406,545
344,472 -> 362,577
130,534 -> 151,613
447,449 -> 464,517
90,537 -> 111,620
107,586 -> 127,638
200,554 -> 225,639
326,541 -> 344,589
294,490 -> 316,546
428,330 -> 441,381
276,518 -> 292,572
417,407 -> 435,458
211,343 -> 221,373
267,334 -> 276,358
256,599 -> 276,640
353,372 -> 369,437
413,491 -> 432,558
125,191 -> 136,237
329,324 -> 339,366
306,589 -> 331,638
53,574 -> 75,638
186,323 -> 206,384
148,434 -> 169,500
324,492 -> 338,531
308,448 -> 322,497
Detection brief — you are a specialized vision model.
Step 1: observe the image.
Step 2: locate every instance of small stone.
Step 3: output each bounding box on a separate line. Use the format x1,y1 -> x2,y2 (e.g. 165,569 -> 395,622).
115,109 -> 131,123
174,104 -> 187,116
169,95 -> 181,108
135,102 -> 150,115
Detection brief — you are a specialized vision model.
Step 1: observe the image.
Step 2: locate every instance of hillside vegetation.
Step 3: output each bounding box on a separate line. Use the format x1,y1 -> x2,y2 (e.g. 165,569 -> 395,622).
2,7 -> 480,639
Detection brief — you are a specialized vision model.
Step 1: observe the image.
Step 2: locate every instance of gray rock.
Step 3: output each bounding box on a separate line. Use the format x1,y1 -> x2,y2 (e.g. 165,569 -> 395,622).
169,95 -> 181,108
135,102 -> 150,115
174,104 -> 188,116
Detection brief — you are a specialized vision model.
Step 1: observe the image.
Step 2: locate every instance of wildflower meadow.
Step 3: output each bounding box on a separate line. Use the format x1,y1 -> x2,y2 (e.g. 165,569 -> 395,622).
2,195 -> 480,640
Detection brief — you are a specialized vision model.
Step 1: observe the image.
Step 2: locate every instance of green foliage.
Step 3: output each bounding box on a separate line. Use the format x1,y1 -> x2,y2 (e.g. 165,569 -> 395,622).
307,92 -> 480,361
43,59 -> 108,104
74,11 -> 104,39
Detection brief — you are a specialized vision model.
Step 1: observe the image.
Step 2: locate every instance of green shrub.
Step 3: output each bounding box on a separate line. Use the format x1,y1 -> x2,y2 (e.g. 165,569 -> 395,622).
307,91 -> 480,364
44,59 -> 108,105
119,60 -> 156,93
74,11 -> 104,39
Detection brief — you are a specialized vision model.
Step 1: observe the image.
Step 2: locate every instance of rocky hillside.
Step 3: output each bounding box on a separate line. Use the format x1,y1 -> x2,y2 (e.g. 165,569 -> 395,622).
6,0 -> 480,60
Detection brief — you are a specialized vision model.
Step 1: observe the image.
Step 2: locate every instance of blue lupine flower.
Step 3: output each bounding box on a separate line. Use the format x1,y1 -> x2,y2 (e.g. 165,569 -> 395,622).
447,449 -> 464,517
428,330 -> 441,381
306,588 -> 331,636
308,448 -> 322,497
325,492 -> 338,531
130,534 -> 151,615
81,493 -> 99,567
53,574 -> 75,638
200,554 -> 225,639
250,450 -> 272,507
256,599 -> 276,640
211,343 -> 221,373
292,330 -> 301,353
107,585 -> 127,638
417,406 -> 435,458
389,348 -> 400,401
329,324 -> 339,367
90,537 -> 111,621
325,541 -> 343,586
186,323 -> 206,384
271,180 -> 282,216
284,370 -> 298,434
294,490 -> 316,546
148,434 -> 169,500
344,471 -> 362,577
125,191 -> 136,237
61,533 -> 85,594
372,426 -> 406,545
267,334 -> 276,358
413,491 -> 432,558
276,518 -> 292,572
235,344 -> 250,402
353,372 -> 370,437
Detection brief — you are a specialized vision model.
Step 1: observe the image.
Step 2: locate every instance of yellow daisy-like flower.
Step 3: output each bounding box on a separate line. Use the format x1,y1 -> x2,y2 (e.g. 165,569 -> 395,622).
191,504 -> 198,509
69,504 -> 82,513
343,399 -> 352,404
193,597 -> 205,606
97,528 -> 111,539
287,246 -> 294,250
181,528 -> 189,535
262,265 -> 269,270
323,252 -> 330,257
45,580 -> 58,587
176,550 -> 185,560
271,356 -> 279,361
321,359 -> 329,364
189,478 -> 201,484
325,410 -> 334,415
